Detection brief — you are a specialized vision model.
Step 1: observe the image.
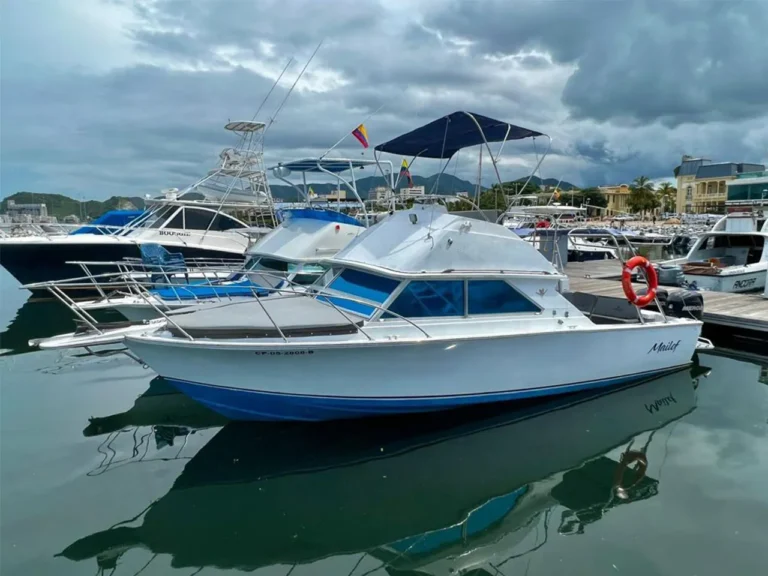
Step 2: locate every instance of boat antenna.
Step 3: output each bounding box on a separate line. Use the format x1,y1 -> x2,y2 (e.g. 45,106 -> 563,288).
263,39 -> 324,136
253,57 -> 293,122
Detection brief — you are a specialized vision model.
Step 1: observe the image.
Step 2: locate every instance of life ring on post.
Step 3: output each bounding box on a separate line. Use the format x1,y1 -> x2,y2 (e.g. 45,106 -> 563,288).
621,255 -> 658,308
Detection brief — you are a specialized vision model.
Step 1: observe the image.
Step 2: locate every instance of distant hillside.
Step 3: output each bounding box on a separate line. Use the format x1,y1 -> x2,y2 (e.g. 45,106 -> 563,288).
1,192 -> 145,220
270,173 -> 481,202
2,171 -> 569,213
512,175 -> 579,190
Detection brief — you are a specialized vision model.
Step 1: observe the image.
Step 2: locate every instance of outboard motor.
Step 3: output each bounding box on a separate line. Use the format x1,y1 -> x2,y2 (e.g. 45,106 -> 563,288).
654,263 -> 684,287
635,287 -> 704,321
662,290 -> 704,321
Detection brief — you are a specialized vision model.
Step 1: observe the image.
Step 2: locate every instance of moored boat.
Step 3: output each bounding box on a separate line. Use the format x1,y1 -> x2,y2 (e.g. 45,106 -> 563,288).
124,112 -> 705,421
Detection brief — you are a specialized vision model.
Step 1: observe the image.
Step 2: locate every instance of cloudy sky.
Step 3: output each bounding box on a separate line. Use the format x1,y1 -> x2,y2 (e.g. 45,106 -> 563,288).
2,0 -> 767,199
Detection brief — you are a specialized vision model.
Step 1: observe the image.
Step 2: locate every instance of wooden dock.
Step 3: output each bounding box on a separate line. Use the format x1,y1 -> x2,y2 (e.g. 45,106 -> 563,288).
564,261 -> 768,333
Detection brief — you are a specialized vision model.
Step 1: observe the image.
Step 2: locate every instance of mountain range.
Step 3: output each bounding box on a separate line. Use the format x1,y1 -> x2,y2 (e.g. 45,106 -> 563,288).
0,173 -> 579,219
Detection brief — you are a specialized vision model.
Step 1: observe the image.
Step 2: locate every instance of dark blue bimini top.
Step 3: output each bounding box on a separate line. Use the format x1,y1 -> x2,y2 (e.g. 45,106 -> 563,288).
374,112 -> 544,159
279,208 -> 364,227
71,210 -> 145,235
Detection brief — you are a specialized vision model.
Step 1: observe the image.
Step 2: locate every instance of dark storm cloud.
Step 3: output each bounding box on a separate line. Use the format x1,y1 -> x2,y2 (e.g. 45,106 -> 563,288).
429,0 -> 768,126
2,0 -> 767,199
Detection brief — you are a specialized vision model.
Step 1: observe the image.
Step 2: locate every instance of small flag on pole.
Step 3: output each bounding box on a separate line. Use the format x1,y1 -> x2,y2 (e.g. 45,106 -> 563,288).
400,158 -> 414,187
352,124 -> 369,149
308,186 -> 317,199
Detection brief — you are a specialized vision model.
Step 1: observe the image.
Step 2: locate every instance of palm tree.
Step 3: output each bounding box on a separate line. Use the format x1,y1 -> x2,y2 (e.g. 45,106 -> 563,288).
656,182 -> 677,214
628,176 -> 655,217
632,175 -> 655,193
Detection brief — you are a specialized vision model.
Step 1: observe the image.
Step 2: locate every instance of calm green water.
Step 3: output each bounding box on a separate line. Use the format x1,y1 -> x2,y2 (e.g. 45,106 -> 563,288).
2,270 -> 768,575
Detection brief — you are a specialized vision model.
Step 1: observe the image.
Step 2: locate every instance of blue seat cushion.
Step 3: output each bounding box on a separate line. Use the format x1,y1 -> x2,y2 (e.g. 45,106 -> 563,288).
151,279 -> 269,301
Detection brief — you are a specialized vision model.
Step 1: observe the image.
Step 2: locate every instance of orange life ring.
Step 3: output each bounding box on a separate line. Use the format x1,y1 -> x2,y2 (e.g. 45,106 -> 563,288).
621,255 -> 658,307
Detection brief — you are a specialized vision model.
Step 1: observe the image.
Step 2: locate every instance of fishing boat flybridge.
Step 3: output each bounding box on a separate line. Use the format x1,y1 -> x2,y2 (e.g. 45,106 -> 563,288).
124,112 -> 706,421
0,121 -> 275,290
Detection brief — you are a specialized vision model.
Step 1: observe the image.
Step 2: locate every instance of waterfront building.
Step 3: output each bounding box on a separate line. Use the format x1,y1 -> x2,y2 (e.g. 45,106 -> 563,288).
674,156 -> 764,214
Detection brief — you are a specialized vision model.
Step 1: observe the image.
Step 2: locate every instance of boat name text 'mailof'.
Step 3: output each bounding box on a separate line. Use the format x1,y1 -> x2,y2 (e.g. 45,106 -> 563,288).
648,340 -> 682,354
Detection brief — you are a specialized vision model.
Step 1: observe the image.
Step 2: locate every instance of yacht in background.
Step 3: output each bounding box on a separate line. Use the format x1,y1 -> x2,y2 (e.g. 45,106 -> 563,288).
0,121 -> 275,289
659,210 -> 768,293
25,157 -> 377,350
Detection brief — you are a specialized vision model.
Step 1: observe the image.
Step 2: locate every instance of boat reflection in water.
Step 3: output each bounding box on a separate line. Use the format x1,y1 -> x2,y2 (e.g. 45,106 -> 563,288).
60,364 -> 709,574
0,298 -> 78,355
84,377 -> 228,476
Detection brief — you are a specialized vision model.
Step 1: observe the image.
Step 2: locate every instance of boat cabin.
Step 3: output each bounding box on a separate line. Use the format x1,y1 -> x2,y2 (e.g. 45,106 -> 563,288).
244,209 -> 366,288
135,205 -> 248,234
312,206 -> 562,322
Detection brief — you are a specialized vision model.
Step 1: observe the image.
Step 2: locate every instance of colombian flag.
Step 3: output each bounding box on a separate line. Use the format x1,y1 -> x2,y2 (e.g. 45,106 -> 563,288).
352,124 -> 369,148
400,158 -> 414,187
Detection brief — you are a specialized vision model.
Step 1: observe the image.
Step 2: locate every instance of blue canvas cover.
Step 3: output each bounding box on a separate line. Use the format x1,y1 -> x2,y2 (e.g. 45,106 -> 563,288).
374,112 -> 543,159
278,208 -> 364,227
151,278 -> 270,301
71,210 -> 145,235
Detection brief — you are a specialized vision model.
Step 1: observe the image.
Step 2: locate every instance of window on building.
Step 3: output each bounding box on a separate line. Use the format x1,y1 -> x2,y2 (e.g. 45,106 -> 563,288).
467,280 -> 541,315
385,281 -> 464,318
320,268 -> 400,317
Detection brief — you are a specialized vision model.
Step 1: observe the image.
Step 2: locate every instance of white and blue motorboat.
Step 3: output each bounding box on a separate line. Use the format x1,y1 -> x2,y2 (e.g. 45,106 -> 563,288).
26,206 -> 366,350
124,112 -> 705,421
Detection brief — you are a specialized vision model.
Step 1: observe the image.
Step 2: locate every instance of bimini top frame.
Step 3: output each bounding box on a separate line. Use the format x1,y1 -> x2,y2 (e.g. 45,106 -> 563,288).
372,111 -> 551,222
269,158 -> 394,226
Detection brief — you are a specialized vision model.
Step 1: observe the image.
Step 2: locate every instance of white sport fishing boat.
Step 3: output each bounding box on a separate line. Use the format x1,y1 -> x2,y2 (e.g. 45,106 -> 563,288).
0,121 -> 275,292
27,208 -> 366,350
659,210 -> 768,292
25,157 -> 382,351
73,158 -> 382,323
124,112 -> 706,421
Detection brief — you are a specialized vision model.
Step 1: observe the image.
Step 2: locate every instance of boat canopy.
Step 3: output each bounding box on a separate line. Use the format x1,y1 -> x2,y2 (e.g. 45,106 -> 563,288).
279,208 -> 363,227
329,205 -> 560,276
374,112 -> 544,159
70,210 -> 145,235
270,158 -> 377,175
224,121 -> 266,132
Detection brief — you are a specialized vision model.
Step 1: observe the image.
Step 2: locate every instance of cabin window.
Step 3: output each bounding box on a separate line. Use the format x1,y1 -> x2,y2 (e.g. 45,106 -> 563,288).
147,206 -> 176,229
249,257 -> 289,273
165,209 -> 185,229
210,213 -> 245,231
183,209 -> 216,230
467,280 -> 541,314
320,269 -> 400,317
292,264 -> 329,286
385,281 -> 464,318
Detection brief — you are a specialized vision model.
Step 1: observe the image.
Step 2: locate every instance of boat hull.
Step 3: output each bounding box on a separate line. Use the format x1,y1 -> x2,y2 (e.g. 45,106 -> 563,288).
127,321 -> 701,421
683,268 -> 766,293
0,240 -> 245,295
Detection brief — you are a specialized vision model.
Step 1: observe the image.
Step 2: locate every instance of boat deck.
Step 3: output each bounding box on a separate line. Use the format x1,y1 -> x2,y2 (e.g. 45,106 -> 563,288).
565,261 -> 768,333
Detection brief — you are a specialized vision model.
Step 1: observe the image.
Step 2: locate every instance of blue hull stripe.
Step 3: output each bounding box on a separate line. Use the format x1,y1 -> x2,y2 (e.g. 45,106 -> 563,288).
165,365 -> 689,422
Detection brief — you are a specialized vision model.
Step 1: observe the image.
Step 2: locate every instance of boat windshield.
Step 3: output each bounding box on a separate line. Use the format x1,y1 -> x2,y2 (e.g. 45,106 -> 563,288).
246,257 -> 329,288
143,206 -> 178,229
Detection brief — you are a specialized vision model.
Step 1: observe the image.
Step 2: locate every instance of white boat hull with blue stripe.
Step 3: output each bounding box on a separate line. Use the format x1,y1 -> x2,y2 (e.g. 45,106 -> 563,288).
128,324 -> 698,421
125,204 -> 703,422
126,115 -> 704,421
